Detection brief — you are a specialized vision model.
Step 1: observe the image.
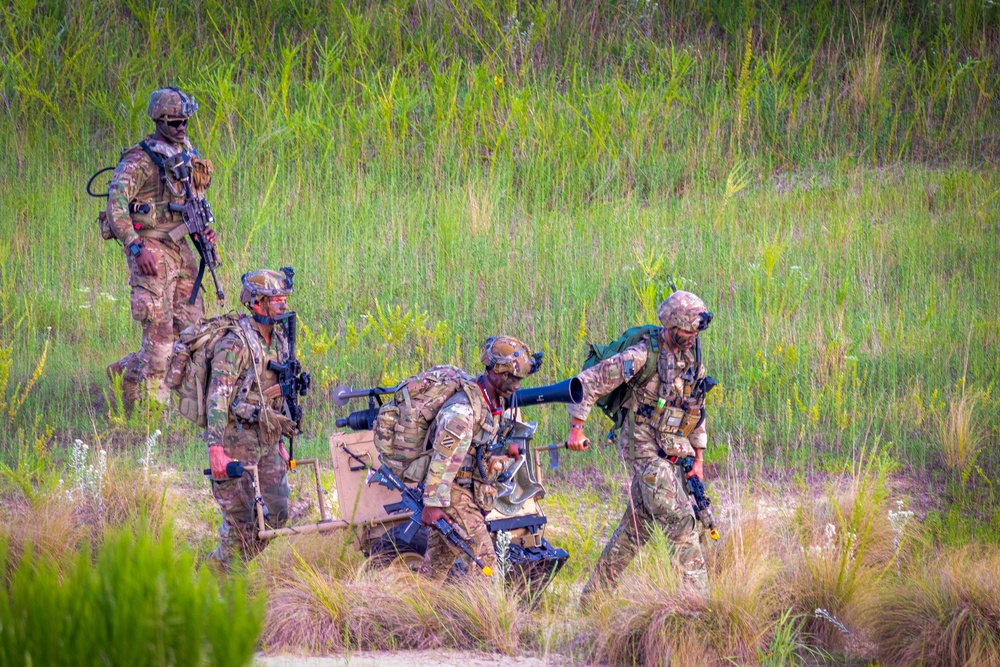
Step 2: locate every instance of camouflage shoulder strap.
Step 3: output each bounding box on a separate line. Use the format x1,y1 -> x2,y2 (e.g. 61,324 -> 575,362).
230,318 -> 267,411
633,331 -> 661,392
624,332 -> 659,465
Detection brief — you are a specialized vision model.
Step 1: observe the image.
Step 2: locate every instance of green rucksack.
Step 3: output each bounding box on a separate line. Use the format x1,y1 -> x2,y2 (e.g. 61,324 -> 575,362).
582,324 -> 662,430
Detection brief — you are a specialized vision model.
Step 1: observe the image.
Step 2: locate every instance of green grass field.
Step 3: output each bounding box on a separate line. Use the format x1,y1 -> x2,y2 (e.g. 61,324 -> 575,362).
2,1 -> 1000,664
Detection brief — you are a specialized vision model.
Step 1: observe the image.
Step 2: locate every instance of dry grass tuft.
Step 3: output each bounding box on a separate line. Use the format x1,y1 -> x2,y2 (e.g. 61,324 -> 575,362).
871,546 -> 1000,667
0,448 -> 170,575
787,445 -> 895,652
0,494 -> 84,574
706,517 -> 783,658
938,390 -> 985,483
101,455 -> 168,535
261,541 -> 527,655
588,515 -> 783,666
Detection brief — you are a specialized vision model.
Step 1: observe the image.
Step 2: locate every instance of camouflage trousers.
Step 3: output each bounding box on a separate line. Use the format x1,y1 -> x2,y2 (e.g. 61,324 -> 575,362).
109,238 -> 203,404
581,457 -> 708,603
418,484 -> 496,581
208,426 -> 289,566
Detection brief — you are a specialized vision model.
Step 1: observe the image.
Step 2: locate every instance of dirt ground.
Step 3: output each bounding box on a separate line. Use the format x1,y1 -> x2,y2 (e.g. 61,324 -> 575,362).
256,650 -> 563,666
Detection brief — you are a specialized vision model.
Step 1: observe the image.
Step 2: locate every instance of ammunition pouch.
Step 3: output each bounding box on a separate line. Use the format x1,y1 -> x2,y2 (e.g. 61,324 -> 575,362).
474,482 -> 498,514
231,400 -> 261,423
97,209 -> 114,241
401,455 -> 432,484
636,401 -> 701,439
679,407 -> 702,437
191,156 -> 213,191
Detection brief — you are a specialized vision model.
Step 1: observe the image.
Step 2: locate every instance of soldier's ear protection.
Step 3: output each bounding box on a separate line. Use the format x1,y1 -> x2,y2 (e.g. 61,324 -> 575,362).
529,351 -> 544,375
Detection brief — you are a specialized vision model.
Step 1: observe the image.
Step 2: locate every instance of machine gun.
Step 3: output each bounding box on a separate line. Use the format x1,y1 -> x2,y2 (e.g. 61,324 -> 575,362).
268,295 -> 312,467
677,456 -> 720,540
340,448 -> 493,576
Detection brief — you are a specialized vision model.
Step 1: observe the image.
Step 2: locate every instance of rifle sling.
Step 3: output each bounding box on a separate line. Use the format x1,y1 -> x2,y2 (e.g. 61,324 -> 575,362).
138,140 -> 168,184
136,141 -> 192,246
623,332 -> 659,465
189,255 -> 207,305
627,405 -> 636,465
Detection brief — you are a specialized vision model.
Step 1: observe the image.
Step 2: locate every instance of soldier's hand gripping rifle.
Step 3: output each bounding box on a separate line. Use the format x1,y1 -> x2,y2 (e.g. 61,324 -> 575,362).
341,448 -> 493,577
157,150 -> 224,306
677,456 -> 720,540
268,288 -> 312,469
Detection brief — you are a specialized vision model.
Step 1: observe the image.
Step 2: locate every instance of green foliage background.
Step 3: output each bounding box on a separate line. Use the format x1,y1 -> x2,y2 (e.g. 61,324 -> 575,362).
1,0 -> 998,478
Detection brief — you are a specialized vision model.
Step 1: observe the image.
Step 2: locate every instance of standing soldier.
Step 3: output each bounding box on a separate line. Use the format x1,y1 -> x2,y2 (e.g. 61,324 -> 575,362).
206,270 -> 299,566
105,87 -> 216,408
566,291 -> 715,604
417,336 -> 536,580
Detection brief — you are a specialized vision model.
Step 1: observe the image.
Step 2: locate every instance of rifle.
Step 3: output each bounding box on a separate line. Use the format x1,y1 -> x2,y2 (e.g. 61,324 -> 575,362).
168,196 -> 224,305
677,456 -> 720,540
341,448 -> 493,577
141,142 -> 224,306
268,302 -> 312,468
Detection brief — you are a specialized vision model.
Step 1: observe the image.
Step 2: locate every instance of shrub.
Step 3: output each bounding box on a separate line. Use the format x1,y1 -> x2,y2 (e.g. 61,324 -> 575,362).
872,547 -> 1000,667
0,527 -> 264,667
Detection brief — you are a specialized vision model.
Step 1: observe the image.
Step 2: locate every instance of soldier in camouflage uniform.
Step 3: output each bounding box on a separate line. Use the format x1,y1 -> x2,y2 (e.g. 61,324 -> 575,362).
105,88 -> 216,407
567,291 -> 714,604
206,270 -> 299,566
417,336 -> 536,580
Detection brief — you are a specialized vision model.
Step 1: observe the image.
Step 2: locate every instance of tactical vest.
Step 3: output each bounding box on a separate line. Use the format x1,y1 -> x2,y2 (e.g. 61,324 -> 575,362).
439,388 -> 506,512
227,323 -> 289,428
125,138 -> 196,241
626,340 -> 705,461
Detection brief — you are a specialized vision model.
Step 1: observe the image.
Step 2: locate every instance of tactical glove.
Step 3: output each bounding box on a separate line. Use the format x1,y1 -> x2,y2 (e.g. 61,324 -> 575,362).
259,407 -> 298,444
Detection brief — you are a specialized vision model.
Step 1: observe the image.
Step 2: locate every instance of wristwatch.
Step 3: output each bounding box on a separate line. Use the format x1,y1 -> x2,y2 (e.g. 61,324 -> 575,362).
127,241 -> 144,257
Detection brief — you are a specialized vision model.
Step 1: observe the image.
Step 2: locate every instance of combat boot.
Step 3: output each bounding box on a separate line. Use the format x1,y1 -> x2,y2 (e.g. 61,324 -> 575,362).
106,355 -> 140,414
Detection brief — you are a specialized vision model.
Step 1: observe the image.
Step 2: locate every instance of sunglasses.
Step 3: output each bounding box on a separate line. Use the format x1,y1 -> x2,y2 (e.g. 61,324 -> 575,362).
166,119 -> 187,128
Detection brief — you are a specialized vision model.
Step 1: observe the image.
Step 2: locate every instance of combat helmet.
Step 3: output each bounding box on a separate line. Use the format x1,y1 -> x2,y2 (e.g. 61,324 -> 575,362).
239,267 -> 294,308
658,291 -> 713,333
147,87 -> 199,121
480,336 -> 539,379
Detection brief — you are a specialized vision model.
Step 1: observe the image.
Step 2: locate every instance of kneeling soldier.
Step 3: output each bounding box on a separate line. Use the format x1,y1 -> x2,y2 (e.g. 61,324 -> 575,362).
207,269 -> 299,565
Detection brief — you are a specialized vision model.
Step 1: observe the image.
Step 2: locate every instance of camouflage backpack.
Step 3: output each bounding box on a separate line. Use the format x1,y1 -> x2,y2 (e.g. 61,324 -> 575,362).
581,324 -> 662,430
165,314 -> 261,428
372,365 -> 482,482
